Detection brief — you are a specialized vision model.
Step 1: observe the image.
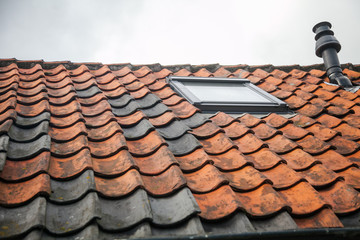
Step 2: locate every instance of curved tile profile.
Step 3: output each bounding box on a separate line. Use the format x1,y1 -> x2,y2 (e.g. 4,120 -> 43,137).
296,135 -> 333,155
210,112 -> 236,127
281,149 -> 319,171
198,133 -> 235,155
127,131 -> 166,156
0,120 -> 12,137
202,212 -> 254,234
108,93 -> 133,108
50,170 -> 96,203
180,112 -> 211,128
0,197 -> 46,239
190,122 -> 223,139
122,119 -> 155,140
84,111 -> 116,128
51,135 -> 88,157
81,100 -> 112,117
16,100 -> 49,118
88,132 -> 127,158
141,103 -> 170,118
51,112 -> 84,128
225,166 -> 270,191
250,211 -> 298,231
236,184 -> 289,217
0,110 -> 17,128
301,164 -> 342,188
294,208 -> 343,228
136,93 -> 161,108
92,149 -> 136,177
87,120 -> 122,141
95,169 -> 143,197
76,85 -> 101,98
185,164 -> 228,193
278,182 -> 329,216
265,135 -> 300,154
142,165 -> 187,196
261,164 -> 303,190
223,121 -> 253,139
149,188 -> 200,226
208,148 -> 249,171
149,111 -> 177,127
0,151 -> 50,181
251,123 -> 280,140
7,135 -> 51,160
77,92 -> 106,106
328,136 -> 360,155
111,100 -> 140,117
279,124 -> 312,140
262,113 -> 291,128
98,189 -> 152,231
152,216 -> 205,237
175,148 -> 211,172
49,148 -> 93,179
233,133 -> 267,154
239,114 -> 265,128
46,192 -> 100,235
318,181 -> 360,214
49,122 -> 87,142
246,148 -> 284,170
0,173 -> 51,206
340,167 -> 360,190
156,120 -> 190,139
166,133 -> 202,156
168,101 -> 199,119
9,121 -> 49,142
194,185 -> 239,220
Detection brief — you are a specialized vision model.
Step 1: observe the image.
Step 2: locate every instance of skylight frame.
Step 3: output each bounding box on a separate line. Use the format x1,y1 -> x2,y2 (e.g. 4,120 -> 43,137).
167,76 -> 289,114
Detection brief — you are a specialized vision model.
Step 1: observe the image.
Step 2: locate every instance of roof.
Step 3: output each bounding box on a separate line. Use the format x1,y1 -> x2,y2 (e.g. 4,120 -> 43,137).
1,59 -> 360,239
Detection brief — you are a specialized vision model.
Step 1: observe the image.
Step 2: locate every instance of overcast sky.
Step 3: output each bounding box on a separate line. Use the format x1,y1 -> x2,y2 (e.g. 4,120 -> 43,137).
0,0 -> 359,66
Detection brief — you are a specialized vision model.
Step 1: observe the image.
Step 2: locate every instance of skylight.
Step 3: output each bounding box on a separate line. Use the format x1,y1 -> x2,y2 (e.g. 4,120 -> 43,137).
167,76 -> 289,113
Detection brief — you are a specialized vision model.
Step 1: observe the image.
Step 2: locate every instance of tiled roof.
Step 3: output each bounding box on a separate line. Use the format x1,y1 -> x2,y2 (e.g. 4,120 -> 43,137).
1,59 -> 360,239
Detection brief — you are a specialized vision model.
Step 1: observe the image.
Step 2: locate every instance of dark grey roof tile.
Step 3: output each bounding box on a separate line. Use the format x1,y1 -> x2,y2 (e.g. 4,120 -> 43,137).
152,217 -> 205,237
0,152 -> 6,171
156,120 -> 191,139
100,222 -> 152,239
15,112 -> 51,128
250,211 -> 298,231
166,134 -> 202,156
46,192 -> 100,235
0,119 -> 13,135
149,188 -> 200,226
0,197 -> 46,239
180,113 -> 211,128
108,94 -> 133,108
111,100 -> 140,117
141,103 -> 170,118
76,85 -> 101,98
202,212 -> 255,234
136,94 -> 161,109
98,189 -> 152,231
37,224 -> 99,240
122,119 -> 155,140
0,135 -> 9,152
9,121 -> 49,142
50,170 -> 96,203
339,210 -> 360,228
7,135 -> 50,160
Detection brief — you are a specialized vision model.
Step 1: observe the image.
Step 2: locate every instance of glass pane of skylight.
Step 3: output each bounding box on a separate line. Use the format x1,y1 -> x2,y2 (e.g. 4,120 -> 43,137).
183,82 -> 271,103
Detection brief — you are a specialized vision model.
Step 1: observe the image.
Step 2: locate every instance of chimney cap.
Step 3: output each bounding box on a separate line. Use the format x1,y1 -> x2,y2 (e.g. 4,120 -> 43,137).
312,21 -> 332,33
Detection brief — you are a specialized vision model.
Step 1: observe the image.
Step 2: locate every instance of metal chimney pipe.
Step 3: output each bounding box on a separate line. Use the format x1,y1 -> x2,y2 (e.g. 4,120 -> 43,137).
312,21 -> 352,87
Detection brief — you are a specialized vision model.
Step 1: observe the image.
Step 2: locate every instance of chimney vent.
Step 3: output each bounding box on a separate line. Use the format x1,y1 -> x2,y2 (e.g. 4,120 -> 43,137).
313,21 -> 352,87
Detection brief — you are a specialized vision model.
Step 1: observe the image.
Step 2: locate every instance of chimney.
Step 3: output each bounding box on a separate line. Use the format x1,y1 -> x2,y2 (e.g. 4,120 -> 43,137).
312,21 -> 352,87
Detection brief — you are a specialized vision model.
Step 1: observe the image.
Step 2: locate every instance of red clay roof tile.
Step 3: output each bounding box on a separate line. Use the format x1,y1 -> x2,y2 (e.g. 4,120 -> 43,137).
278,182 -> 328,215
303,75 -> 323,85
247,75 -> 263,85
301,164 -> 342,188
271,89 -> 294,99
264,76 -> 283,86
199,132 -> 235,155
279,124 -> 311,140
263,113 -> 291,128
339,167 -> 360,190
213,67 -> 233,77
251,123 -> 280,140
87,121 -> 122,141
294,208 -> 343,228
175,148 -> 211,172
49,122 -> 87,142
265,134 -> 299,154
0,152 -> 50,181
133,66 -> 152,78
95,169 -> 143,197
256,81 -> 277,92
296,135 -> 333,154
168,101 -> 199,119
194,185 -> 239,220
328,136 -> 360,155
116,110 -> 146,126
142,165 -> 186,196
296,103 -> 324,117
153,86 -> 176,99
289,69 -> 308,79
239,114 -> 265,128
262,163 -> 303,189
127,131 -> 166,156
148,111 -> 176,127
191,122 -> 223,138
271,69 -> 289,79
0,173 -> 50,205
343,68 -> 360,80
210,112 -> 236,127
236,183 -> 288,217
309,69 -> 326,78
161,95 -> 184,106
173,68 -> 193,77
92,149 -> 135,176
247,148 -> 284,170
234,69 -> 250,78
185,164 -> 227,193
193,68 -> 213,77
284,95 -> 308,109
225,165 -> 269,191
119,73 -> 137,85
333,123 -> 360,141
112,66 -> 132,77
314,150 -> 354,172
295,89 -> 315,101
16,100 -> 49,117
305,123 -> 339,141
208,148 -> 248,171
50,100 -> 81,116
50,112 -> 84,128
51,135 -> 88,157
137,73 -> 158,87
291,114 -> 317,128
319,181 -> 360,214
281,149 -> 319,171
233,133 -> 267,154
222,121 -> 252,139
252,69 -> 270,79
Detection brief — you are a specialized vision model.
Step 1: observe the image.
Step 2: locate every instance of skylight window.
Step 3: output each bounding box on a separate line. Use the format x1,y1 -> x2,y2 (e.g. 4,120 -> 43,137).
167,76 -> 289,113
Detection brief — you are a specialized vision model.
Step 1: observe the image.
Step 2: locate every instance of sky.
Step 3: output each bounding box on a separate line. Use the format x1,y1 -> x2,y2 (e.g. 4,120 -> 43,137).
0,0 -> 359,66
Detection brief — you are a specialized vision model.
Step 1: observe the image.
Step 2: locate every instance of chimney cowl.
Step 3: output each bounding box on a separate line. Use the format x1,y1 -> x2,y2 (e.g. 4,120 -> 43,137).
313,21 -> 352,87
